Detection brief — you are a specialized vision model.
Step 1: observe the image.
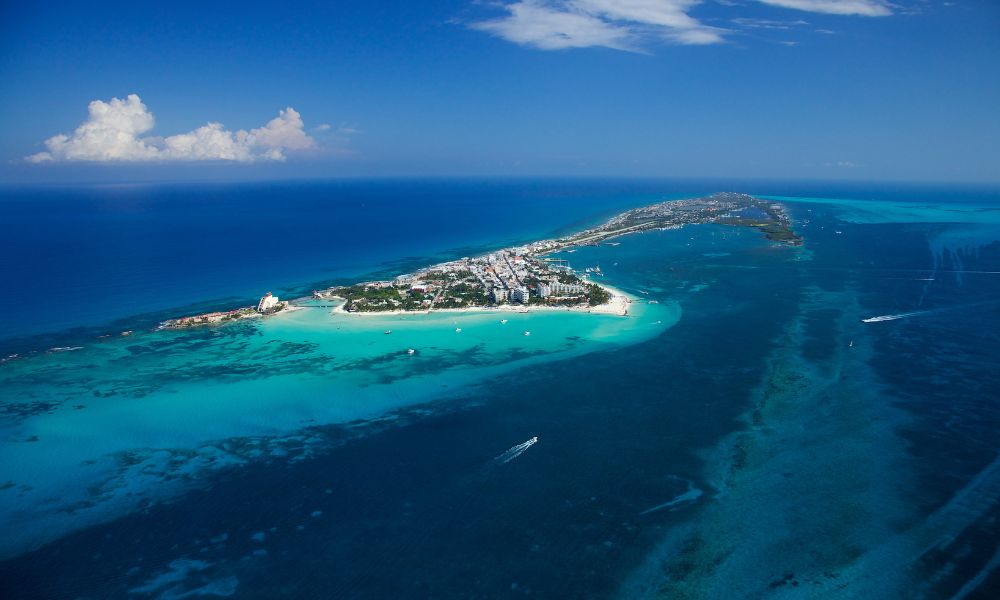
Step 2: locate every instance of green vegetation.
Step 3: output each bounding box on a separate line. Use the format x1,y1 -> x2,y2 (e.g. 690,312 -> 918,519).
435,297 -> 470,309
447,282 -> 490,306
547,296 -> 583,307
759,223 -> 802,244
587,284 -> 610,306
336,284 -> 405,312
557,272 -> 582,284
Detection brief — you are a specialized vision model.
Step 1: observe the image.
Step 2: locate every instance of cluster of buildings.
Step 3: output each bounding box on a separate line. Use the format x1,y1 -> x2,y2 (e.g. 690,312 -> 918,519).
320,244 -> 599,312
459,248 -> 592,306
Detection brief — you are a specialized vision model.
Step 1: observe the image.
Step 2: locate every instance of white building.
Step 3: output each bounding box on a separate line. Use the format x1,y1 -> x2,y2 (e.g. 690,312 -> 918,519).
257,292 -> 280,313
511,286 -> 530,304
550,282 -> 586,295
535,283 -> 551,298
491,287 -> 509,303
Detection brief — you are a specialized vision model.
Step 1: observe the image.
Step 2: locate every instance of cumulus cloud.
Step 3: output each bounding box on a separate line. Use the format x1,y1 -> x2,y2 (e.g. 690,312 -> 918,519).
470,0 -> 726,52
754,0 -> 893,16
27,95 -> 316,163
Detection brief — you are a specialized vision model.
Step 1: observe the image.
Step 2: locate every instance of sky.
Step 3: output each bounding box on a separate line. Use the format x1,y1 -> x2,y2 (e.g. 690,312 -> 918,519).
1,0 -> 998,183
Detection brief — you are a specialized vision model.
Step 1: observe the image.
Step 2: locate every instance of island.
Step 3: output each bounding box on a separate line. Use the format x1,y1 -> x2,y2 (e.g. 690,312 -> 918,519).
162,193 -> 800,327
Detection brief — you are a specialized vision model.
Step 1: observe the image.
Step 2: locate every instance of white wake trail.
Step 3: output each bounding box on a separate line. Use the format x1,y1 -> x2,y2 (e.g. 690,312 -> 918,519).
494,437 -> 539,464
861,311 -> 928,323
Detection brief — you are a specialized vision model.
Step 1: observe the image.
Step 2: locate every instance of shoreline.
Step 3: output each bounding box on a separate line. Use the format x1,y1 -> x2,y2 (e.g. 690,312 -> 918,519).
321,281 -> 634,318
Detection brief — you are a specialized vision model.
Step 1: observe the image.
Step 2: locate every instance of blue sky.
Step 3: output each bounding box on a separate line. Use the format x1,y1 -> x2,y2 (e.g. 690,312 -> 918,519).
1,0 -> 998,183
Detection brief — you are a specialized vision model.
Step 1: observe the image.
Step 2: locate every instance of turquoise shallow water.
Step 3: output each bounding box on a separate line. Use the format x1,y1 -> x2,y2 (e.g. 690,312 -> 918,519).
762,194 -> 1000,225
0,293 -> 674,558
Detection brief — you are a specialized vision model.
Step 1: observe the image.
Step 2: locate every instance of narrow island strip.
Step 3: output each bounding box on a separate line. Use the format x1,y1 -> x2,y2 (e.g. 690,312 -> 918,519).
159,193 -> 800,329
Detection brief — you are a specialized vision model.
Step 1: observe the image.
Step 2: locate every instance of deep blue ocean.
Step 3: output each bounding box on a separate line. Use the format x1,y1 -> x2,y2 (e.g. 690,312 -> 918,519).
2,179 -> 1000,599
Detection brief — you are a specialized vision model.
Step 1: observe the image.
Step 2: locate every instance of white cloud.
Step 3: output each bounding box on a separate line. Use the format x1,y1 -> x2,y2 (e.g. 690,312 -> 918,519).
754,0 -> 892,16
27,95 -> 316,164
250,107 -> 315,153
470,0 -> 726,52
467,0 -> 896,53
472,1 -> 637,51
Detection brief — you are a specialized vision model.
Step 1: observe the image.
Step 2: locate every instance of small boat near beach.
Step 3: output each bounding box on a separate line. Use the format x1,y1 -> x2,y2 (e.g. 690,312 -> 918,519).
384,330 -> 392,335
500,319 -> 508,324
455,328 -> 462,333
523,331 -> 531,336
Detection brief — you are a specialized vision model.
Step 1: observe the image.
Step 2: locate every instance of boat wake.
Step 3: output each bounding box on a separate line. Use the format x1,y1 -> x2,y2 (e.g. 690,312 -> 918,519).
861,311 -> 928,323
862,300 -> 1000,324
494,436 -> 539,465
640,477 -> 703,515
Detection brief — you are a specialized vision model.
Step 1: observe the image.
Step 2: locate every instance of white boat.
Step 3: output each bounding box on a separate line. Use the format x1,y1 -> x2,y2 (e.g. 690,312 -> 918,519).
407,348 -> 416,355
455,328 -> 462,333
523,331 -> 531,336
384,330 -> 392,334
500,319 -> 508,324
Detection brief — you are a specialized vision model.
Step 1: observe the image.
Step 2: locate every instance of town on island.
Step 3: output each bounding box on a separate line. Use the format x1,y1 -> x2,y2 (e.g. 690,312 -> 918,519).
159,193 -> 801,330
